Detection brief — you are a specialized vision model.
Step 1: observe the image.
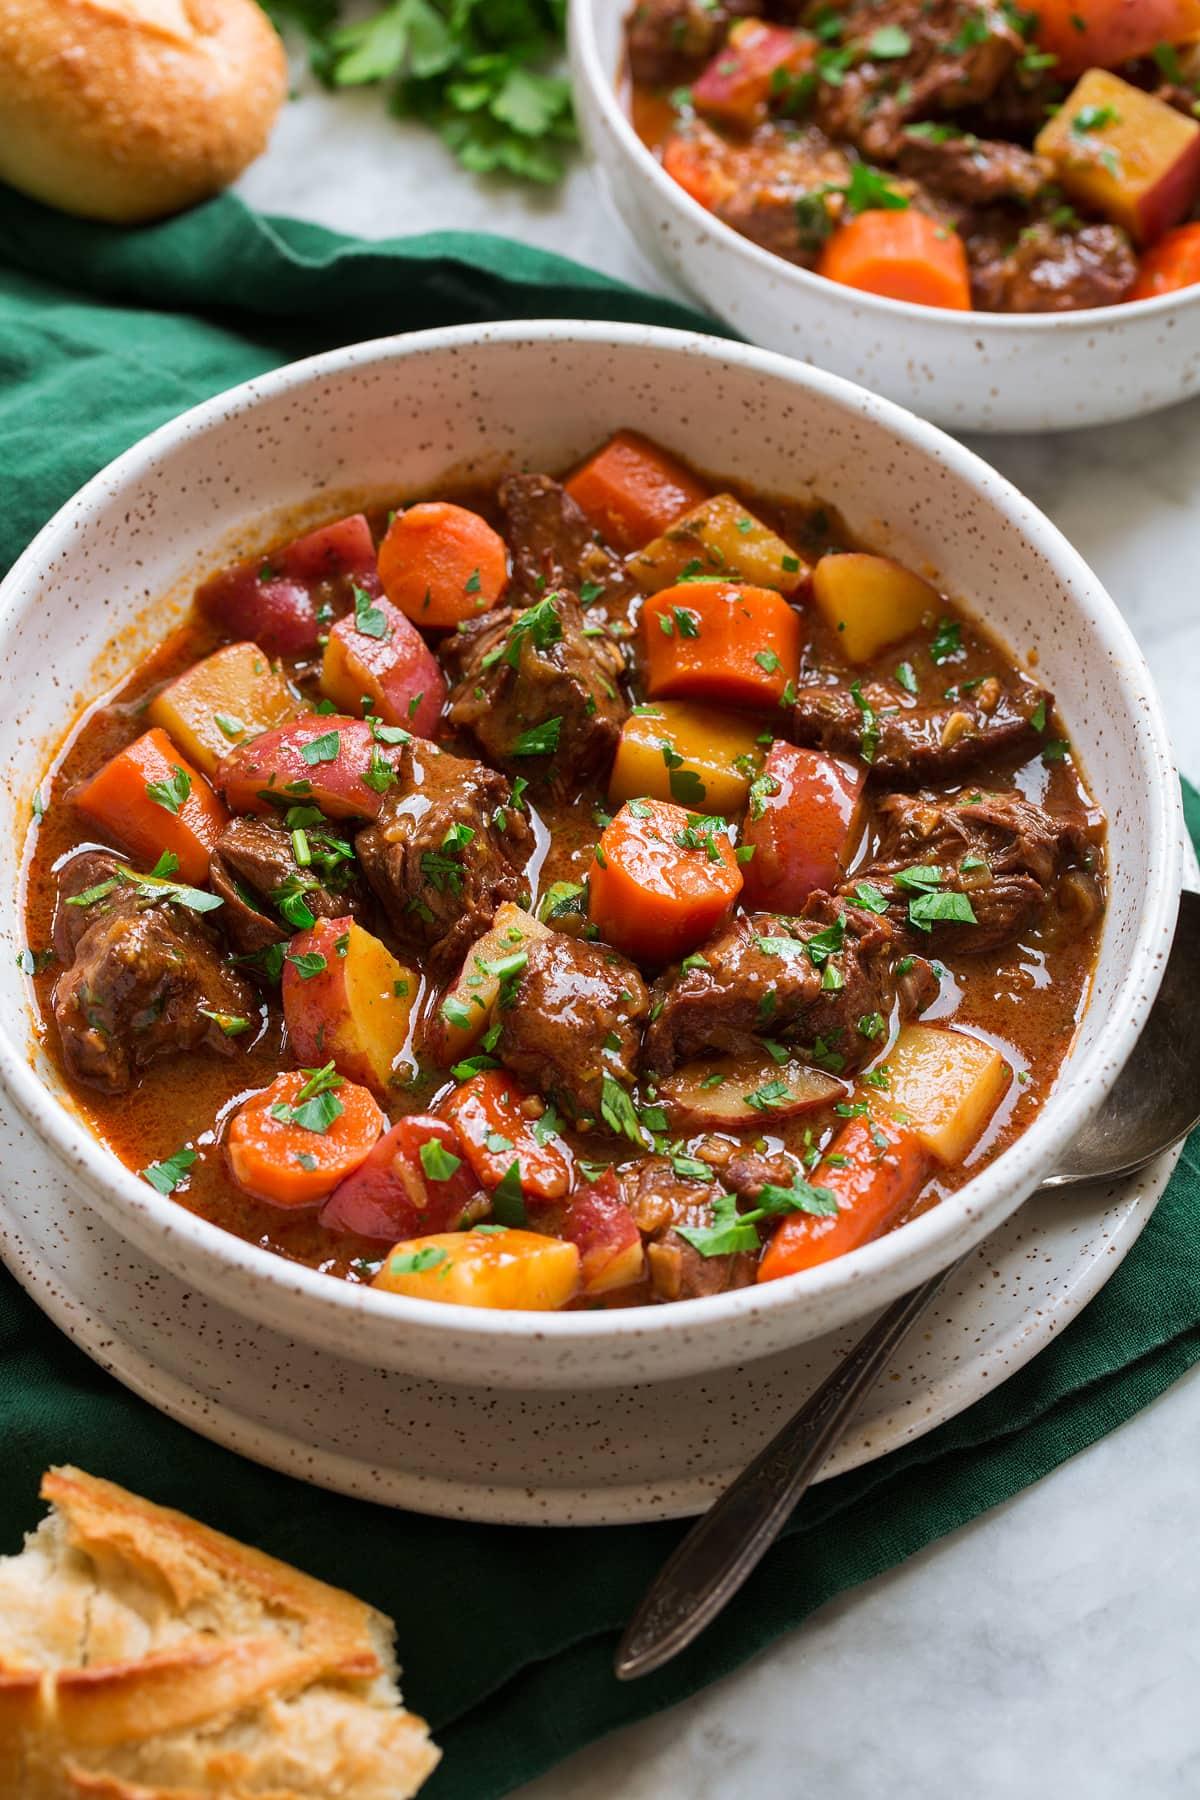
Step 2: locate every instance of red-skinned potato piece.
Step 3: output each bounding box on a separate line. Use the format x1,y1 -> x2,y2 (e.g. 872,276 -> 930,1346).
216,714 -> 393,819
439,1069 -> 571,1203
319,1115 -> 478,1240
693,19 -> 815,129
196,514 -> 380,658
282,917 -> 419,1098
562,1170 -> 645,1295
320,594 -> 446,737
1033,0 -> 1200,79
658,1052 -> 846,1131
1035,70 -> 1200,245
741,743 -> 866,913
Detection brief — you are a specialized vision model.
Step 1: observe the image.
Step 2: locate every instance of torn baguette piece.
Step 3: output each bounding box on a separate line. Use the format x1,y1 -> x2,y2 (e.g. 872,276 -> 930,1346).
0,1466 -> 439,1800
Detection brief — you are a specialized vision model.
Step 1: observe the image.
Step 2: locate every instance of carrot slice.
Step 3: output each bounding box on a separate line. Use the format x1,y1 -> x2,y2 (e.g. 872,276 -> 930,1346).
662,131 -> 733,212
588,797 -> 743,966
73,728 -> 227,886
757,1113 -> 930,1282
377,502 -> 508,629
1032,0 -> 1200,80
226,1068 -> 385,1208
819,211 -> 972,311
440,1069 -> 571,1203
565,430 -> 709,553
1130,221 -> 1200,299
641,581 -> 803,710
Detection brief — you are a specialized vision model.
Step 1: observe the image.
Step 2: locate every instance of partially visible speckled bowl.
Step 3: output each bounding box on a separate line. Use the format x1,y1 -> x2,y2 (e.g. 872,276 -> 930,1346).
0,323 -> 1184,1390
569,0 -> 1200,434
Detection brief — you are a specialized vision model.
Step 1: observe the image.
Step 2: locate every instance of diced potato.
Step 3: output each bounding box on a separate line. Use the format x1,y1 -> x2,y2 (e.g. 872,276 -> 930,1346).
630,493 -> 810,596
659,1052 -> 845,1129
372,1228 -> 580,1310
282,917 -> 420,1097
609,700 -> 763,817
810,552 -> 938,664
149,642 -> 296,777
875,1025 -> 1010,1166
319,596 -> 446,737
562,1172 -> 646,1295
1035,70 -> 1200,246
433,903 -> 551,1064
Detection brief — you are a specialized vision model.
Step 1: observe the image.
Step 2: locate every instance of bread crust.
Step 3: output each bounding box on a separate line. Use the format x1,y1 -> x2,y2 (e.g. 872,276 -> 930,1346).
0,1468 -> 440,1800
0,0 -> 287,221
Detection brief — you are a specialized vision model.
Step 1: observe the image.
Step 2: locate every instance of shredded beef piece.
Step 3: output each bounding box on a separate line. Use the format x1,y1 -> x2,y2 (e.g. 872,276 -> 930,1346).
811,0 -> 1021,161
967,219 -> 1137,312
897,131 -> 1049,206
497,474 -> 636,608
642,894 -> 937,1077
626,0 -> 763,89
51,853 -> 254,1095
355,744 -> 532,973
621,1155 -> 757,1300
847,790 -> 1096,954
444,592 -> 628,788
208,816 -> 361,956
494,933 -> 649,1123
790,675 -> 1048,786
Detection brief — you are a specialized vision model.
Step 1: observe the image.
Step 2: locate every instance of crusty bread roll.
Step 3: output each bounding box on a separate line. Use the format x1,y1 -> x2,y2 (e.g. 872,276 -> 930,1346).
0,1467 -> 440,1799
0,0 -> 287,222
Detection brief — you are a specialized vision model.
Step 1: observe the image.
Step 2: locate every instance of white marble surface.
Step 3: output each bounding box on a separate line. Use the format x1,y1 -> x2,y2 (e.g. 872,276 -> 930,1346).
237,67 -> 1200,1800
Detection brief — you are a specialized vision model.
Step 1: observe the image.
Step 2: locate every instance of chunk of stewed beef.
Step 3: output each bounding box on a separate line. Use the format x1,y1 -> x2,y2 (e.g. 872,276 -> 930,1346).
811,0 -> 1021,162
208,816 -> 362,956
51,853 -> 255,1095
354,743 -> 532,973
494,932 -> 649,1123
642,895 -> 937,1077
444,593 -> 628,788
497,474 -> 637,608
967,219 -> 1137,312
790,675 -> 1048,786
625,0 -> 763,89
620,1155 -> 757,1301
846,790 -> 1098,954
667,117 -> 857,266
896,131 -> 1049,207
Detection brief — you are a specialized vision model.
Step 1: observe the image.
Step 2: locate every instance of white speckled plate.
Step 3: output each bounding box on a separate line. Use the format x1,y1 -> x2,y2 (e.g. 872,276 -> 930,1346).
0,1079 -> 1181,1525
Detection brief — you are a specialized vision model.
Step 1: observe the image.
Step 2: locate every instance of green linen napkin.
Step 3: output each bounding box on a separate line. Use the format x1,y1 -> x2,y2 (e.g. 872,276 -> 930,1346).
1,185 -> 1198,1800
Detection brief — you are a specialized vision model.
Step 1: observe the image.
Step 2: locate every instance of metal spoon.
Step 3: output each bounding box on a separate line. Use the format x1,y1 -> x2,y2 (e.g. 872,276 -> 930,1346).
615,888 -> 1200,1682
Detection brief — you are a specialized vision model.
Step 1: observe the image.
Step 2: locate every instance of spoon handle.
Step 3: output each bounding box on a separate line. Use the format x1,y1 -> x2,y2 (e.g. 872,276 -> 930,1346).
614,1262 -> 958,1681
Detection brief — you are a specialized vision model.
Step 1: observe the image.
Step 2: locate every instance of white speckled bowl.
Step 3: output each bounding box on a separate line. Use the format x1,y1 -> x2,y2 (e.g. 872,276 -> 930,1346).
0,322 -> 1184,1392
569,0 -> 1200,434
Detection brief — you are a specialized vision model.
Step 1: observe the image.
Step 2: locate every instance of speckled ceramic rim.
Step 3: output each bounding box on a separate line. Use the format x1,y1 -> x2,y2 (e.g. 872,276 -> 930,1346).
569,0 -> 1200,333
0,320 -> 1183,1363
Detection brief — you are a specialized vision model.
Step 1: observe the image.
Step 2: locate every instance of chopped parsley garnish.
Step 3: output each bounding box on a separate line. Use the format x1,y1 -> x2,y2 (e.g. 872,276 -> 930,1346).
852,881 -> 890,914
895,660 -> 919,695
300,730 -> 341,766
145,765 -> 191,815
214,712 -> 245,740
390,1247 -> 448,1275
353,584 -> 390,638
140,1146 -> 196,1194
287,950 -> 328,980
929,618 -> 962,664
868,23 -> 911,57
909,890 -> 978,932
600,1073 -> 645,1146
850,680 -> 879,763
511,716 -> 562,757
420,1137 -> 463,1181
491,1159 -> 527,1226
